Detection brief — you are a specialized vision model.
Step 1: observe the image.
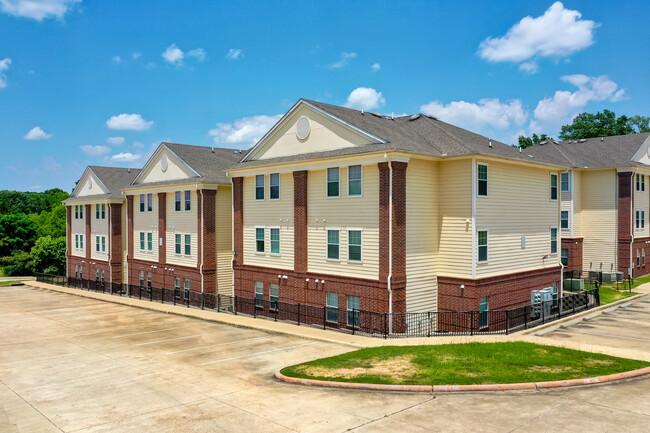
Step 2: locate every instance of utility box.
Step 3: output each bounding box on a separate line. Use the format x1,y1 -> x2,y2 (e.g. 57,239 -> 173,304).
602,272 -> 618,283
531,288 -> 553,319
563,278 -> 584,292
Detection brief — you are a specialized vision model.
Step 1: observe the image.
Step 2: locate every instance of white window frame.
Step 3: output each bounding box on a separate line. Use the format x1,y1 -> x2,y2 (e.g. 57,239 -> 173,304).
269,283 -> 279,310
147,232 -> 153,251
561,172 -> 570,192
175,191 -> 181,212
347,295 -> 360,327
477,229 -> 488,263
101,236 -> 106,253
561,248 -> 569,266
139,270 -> 144,287
147,193 -> 153,212
550,173 -> 558,201
561,211 -> 569,230
644,248 -> 646,266
74,205 -> 79,219
643,211 -> 646,229
79,234 -> 83,250
347,228 -> 363,263
477,163 -> 488,197
101,204 -> 106,219
637,248 -> 641,267
175,233 -> 181,255
326,167 -> 340,198
79,205 -> 83,219
140,232 -> 145,251
96,236 -> 100,252
255,226 -> 265,254
255,281 -> 264,307
326,292 -> 338,323
139,194 -> 145,212
269,173 -> 280,200
96,204 -> 100,220
327,228 -> 341,261
479,296 -> 489,328
269,227 -> 281,256
255,175 -> 265,201
184,278 -> 190,299
184,234 -> 191,256
184,190 -> 191,211
347,165 -> 363,197
550,226 -> 558,255
75,234 -> 79,250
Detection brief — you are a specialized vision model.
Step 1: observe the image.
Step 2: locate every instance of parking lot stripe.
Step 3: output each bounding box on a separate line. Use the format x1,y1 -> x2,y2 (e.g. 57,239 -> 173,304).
199,342 -> 316,365
31,304 -> 111,314
60,310 -> 154,321
135,329 -> 232,346
560,329 -> 650,342
167,335 -> 273,354
112,325 -> 197,339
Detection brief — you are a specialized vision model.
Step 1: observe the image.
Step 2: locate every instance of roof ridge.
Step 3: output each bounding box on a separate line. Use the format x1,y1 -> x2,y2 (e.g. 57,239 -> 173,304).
418,115 -> 475,153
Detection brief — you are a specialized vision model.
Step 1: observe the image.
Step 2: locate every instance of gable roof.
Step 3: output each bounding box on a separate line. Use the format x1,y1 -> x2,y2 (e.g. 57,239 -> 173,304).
64,166 -> 141,203
524,133 -> 650,169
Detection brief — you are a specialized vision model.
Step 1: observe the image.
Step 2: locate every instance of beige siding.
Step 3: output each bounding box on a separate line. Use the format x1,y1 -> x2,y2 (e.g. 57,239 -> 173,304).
215,186 -> 233,296
75,172 -> 108,197
633,174 -> 649,238
581,170 -> 617,272
136,147 -> 196,184
253,106 -> 372,160
133,194 -> 159,262
405,159 -> 438,312
476,161 -> 560,278
437,159 -> 473,277
90,205 -> 109,261
573,170 -> 583,237
243,173 -> 295,270
308,164 -> 379,279
166,190 -> 198,268
70,206 -> 86,258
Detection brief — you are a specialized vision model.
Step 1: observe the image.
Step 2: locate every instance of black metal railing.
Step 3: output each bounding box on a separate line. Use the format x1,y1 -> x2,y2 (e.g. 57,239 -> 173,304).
564,270 -> 633,292
35,273 -> 600,338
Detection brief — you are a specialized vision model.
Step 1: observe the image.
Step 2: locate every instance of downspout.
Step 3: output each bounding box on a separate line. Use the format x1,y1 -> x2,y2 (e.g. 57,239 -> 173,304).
631,170 -> 636,277
384,153 -> 393,334
471,158 -> 477,279
124,194 -> 129,286
570,170 -> 575,239
227,172 -> 235,296
108,200 -> 112,287
198,185 -> 204,294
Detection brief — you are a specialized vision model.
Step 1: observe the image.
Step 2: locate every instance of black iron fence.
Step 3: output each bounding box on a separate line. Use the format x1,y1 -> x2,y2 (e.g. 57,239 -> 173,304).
34,274 -> 600,338
564,270 -> 633,292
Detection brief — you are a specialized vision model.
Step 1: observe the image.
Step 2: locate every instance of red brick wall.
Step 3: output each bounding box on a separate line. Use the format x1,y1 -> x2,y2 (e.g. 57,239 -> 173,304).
85,204 -> 91,259
232,177 -> 243,267
158,193 -> 166,264
128,259 -> 203,293
378,162 -> 390,282
66,206 -> 72,267
201,189 -> 217,294
67,256 -> 110,282
293,171 -> 308,273
438,266 -> 562,312
109,203 -> 123,282
632,237 -> 650,277
561,237 -> 583,272
391,161 -> 408,315
618,172 -> 633,274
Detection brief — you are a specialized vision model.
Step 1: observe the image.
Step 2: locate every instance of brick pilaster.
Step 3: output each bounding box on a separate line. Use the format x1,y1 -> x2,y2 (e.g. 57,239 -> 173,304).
127,195 -> 134,283
561,237 -> 583,272
109,203 -> 123,282
158,192 -> 166,265
232,177 -> 244,267
202,189 -> 217,294
378,162 -> 390,282
293,170 -> 308,273
66,206 -> 72,277
85,204 -> 91,259
391,161 -> 408,314
618,172 -> 633,274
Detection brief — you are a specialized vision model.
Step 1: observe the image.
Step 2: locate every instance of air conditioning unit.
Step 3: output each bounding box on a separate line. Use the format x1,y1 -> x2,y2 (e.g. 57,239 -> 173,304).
615,271 -> 624,282
531,288 -> 553,319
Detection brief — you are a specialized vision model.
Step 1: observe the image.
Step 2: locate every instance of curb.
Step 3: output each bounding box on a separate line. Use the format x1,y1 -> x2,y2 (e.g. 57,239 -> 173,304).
275,366 -> 650,392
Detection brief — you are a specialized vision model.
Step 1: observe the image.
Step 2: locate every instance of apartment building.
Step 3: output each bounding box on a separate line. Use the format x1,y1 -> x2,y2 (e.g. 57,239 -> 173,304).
226,99 -> 564,320
527,132 -> 650,277
64,166 -> 140,285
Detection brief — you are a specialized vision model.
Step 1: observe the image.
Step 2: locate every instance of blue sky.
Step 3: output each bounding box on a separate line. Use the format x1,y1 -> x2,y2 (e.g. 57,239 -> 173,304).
1,0 -> 648,192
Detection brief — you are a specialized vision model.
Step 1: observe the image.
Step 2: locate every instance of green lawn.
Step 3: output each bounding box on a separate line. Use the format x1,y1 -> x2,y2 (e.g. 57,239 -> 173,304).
0,280 -> 24,286
281,342 -> 648,386
599,287 -> 639,305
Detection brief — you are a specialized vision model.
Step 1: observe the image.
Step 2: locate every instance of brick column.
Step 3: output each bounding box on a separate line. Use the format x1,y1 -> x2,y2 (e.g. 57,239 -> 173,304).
293,170 -> 308,273
378,162 -> 390,282
201,189 -> 217,294
158,192 -> 166,264
127,195 -> 134,284
110,203 -> 123,283
618,172 -> 633,274
391,161 -> 408,314
232,177 -> 244,267
66,206 -> 72,277
561,238 -> 583,272
85,204 -> 92,259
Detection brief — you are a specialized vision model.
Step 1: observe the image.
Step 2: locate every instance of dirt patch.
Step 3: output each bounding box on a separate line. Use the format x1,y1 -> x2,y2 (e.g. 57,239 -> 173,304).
527,365 -> 573,373
458,371 -> 488,377
436,354 -> 462,362
296,355 -> 418,380
585,358 -> 615,366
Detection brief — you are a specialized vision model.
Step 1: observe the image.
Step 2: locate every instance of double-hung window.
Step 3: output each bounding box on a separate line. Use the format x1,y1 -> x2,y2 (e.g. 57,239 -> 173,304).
269,283 -> 279,310
255,281 -> 264,307
348,165 -> 362,196
561,211 -> 569,229
184,234 -> 191,256
347,295 -> 360,327
101,236 -> 106,252
175,191 -> 181,211
147,193 -> 153,212
79,205 -> 83,218
479,296 -> 489,328
348,230 -> 362,262
644,249 -> 647,266
637,249 -> 641,267
327,168 -> 340,198
139,271 -> 144,287
270,228 -> 280,255
147,272 -> 152,289
184,191 -> 191,211
147,232 -> 153,251
636,210 -> 645,229
637,174 -> 646,192
477,230 -> 488,262
550,227 -> 558,254
184,279 -> 190,299
79,235 -> 83,249
327,229 -> 340,260
140,232 -> 145,251
255,175 -> 264,200
561,248 -> 568,266
96,204 -> 100,219
255,227 -> 265,253
75,205 -> 79,219
477,164 -> 488,197
326,292 -> 338,323
139,194 -> 145,212
174,277 -> 181,298
101,204 -> 106,219
269,173 -> 280,200
175,234 -> 181,254
550,174 -> 558,200
75,234 -> 79,249
96,236 -> 100,252
561,172 -> 570,192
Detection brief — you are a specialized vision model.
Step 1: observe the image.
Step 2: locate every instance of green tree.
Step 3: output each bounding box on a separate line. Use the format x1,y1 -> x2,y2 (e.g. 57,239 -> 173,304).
31,235 -> 66,275
630,115 -> 650,133
30,204 -> 67,238
0,214 -> 37,256
559,110 -> 634,140
0,251 -> 34,276
518,133 -> 552,149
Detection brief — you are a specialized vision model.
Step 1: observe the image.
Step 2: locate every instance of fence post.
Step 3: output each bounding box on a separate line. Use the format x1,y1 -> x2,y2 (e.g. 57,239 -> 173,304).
233,295 -> 237,315
323,306 -> 326,330
524,306 -> 528,329
427,312 -> 431,338
217,294 -> 221,312
297,303 -> 301,326
505,310 -> 510,335
384,313 -> 388,339
470,311 -> 474,336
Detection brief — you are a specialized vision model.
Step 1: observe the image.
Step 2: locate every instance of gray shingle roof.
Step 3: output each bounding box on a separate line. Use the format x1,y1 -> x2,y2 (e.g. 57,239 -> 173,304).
160,142 -> 247,184
64,166 -> 141,202
524,133 -> 650,169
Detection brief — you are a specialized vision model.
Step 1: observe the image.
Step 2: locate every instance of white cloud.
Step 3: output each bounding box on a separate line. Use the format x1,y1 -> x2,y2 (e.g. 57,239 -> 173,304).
420,98 -> 528,130
80,144 -> 111,156
24,126 -> 53,140
478,2 -> 597,69
344,87 -> 386,111
225,48 -> 242,60
133,141 -> 144,149
162,44 -> 184,65
0,57 -> 10,88
106,113 -> 153,131
106,136 -> 124,145
329,52 -> 357,68
533,75 -> 625,127
111,152 -> 141,162
371,62 -> 381,72
209,114 -> 283,147
0,0 -> 81,21
519,61 -> 538,74
132,52 -> 142,60
112,55 -> 122,64
187,48 -> 206,62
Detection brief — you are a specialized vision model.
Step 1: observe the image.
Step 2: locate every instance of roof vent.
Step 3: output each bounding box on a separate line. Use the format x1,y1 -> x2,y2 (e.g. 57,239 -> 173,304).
372,112 -> 383,118
539,141 -> 547,145
427,115 -> 438,120
519,147 -> 522,153
601,137 -> 604,141
128,168 -> 131,173
409,114 -> 420,121
488,138 -> 492,148
579,139 -> 587,143
211,147 -> 215,153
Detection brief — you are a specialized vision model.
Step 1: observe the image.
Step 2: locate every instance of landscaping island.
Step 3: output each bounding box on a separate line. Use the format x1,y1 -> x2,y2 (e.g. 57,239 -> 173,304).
280,342 -> 649,386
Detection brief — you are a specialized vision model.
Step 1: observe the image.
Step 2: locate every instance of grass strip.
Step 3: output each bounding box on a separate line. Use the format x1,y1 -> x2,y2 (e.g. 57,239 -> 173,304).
281,342 -> 649,386
0,280 -> 24,286
599,287 -> 638,305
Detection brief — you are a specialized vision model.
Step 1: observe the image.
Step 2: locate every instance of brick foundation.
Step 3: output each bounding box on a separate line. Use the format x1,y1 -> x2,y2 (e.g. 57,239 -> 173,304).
561,237 -> 583,272
67,256 -> 111,282
438,266 -> 562,312
618,172 -> 633,274
632,237 -> 650,277
128,259 -> 203,293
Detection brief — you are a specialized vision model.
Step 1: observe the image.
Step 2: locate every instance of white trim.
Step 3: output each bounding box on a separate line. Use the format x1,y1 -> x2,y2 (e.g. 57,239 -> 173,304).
550,172 -> 558,201
347,165 -> 363,197
560,172 -> 570,192
183,233 -> 192,256
326,227 -> 341,261
254,226 -> 265,254
326,167 -> 341,199
70,167 -> 111,198
550,226 -> 558,255
132,143 -> 201,185
472,158 -> 477,278
269,173 -> 281,200
347,227 -> 363,263
255,174 -> 265,201
570,170 -> 575,238
269,226 -> 281,256
477,162 -> 488,198
477,227 -> 489,264
560,210 -> 569,230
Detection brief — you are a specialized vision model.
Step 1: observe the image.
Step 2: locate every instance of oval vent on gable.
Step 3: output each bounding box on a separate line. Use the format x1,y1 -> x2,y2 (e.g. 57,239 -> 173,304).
296,116 -> 311,140
161,155 -> 168,172
88,178 -> 93,189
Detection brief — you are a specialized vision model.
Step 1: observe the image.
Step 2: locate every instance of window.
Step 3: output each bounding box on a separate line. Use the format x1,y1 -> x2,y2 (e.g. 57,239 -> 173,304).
551,282 -> 559,301
255,281 -> 264,307
270,228 -> 280,255
636,210 -> 645,229
327,229 -> 340,260
255,175 -> 264,200
269,283 -> 279,310
101,236 -> 105,253
96,269 -> 99,282
550,173 -> 558,200
79,205 -> 83,218
140,194 -> 145,212
561,172 -> 570,192
327,167 -> 340,198
326,292 -> 338,323
96,236 -> 100,252
147,232 -> 153,251
477,164 -> 488,197
140,232 -> 145,251
643,211 -> 646,229
79,266 -> 83,279
147,272 -> 152,289
184,279 -> 190,299
75,234 -> 79,249
255,227 -> 265,253
561,211 -> 569,229
96,204 -> 100,219
184,234 -> 191,256
561,248 -> 568,266
175,191 -> 181,211
101,204 -> 106,219
637,174 -> 646,192
477,230 -> 488,263
139,271 -> 144,287
644,249 -> 647,266
174,277 -> 181,298
75,205 -> 79,219
348,165 -> 362,196
551,227 -> 558,254
147,193 -> 153,212
75,265 -> 78,279
175,234 -> 181,254
637,249 -> 641,267
479,296 -> 489,328
184,190 -> 191,211
101,271 -> 105,283
79,235 -> 83,249
348,230 -> 362,262
269,173 -> 280,200
347,295 -> 360,327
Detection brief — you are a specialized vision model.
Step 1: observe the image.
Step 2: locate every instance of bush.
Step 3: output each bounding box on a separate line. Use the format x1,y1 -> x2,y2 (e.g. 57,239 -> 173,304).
31,236 -> 66,275
1,251 -> 34,276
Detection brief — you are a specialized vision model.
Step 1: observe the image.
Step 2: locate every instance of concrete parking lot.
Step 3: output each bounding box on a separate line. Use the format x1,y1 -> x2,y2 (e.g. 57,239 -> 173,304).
2,285 -> 650,432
